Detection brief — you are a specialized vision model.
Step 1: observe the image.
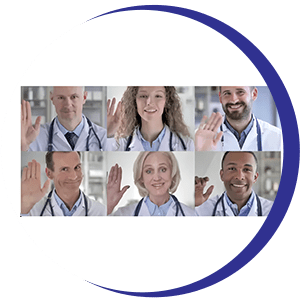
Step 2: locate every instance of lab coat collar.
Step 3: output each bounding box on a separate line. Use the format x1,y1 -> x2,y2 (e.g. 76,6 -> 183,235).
46,189 -> 84,216
215,191 -> 259,216
52,115 -> 91,151
137,195 -> 182,216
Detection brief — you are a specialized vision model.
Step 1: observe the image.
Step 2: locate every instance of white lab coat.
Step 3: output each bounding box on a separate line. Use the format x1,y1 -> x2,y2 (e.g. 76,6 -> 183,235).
26,190 -> 106,216
213,116 -> 282,151
29,115 -> 107,151
195,194 -> 273,216
107,125 -> 194,151
111,196 -> 196,216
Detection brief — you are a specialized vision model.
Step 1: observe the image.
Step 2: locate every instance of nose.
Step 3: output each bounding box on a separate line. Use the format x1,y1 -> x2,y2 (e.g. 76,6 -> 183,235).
146,95 -> 153,106
153,171 -> 161,181
68,169 -> 78,180
64,96 -> 73,106
229,93 -> 239,103
235,169 -> 245,180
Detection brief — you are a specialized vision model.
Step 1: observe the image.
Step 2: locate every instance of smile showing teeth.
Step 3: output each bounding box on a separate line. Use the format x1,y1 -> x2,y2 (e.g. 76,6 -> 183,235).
152,183 -> 164,188
229,104 -> 242,109
144,109 -> 157,113
232,184 -> 246,188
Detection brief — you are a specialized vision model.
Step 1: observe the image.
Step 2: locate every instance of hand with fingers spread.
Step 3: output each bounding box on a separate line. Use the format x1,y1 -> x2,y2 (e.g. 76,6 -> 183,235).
195,176 -> 214,206
21,100 -> 42,151
195,112 -> 223,151
107,164 -> 130,215
107,98 -> 122,138
21,159 -> 51,214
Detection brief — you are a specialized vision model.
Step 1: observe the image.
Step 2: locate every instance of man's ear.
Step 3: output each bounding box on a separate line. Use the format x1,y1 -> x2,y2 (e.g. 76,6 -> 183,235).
220,169 -> 224,181
83,91 -> 88,104
45,168 -> 53,180
254,172 -> 259,183
252,87 -> 258,101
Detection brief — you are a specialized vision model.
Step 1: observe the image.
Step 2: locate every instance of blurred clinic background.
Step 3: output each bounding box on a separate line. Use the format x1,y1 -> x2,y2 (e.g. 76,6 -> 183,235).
21,151 -> 107,207
106,151 -> 195,214
21,86 -> 106,128
107,86 -> 195,138
194,86 -> 281,130
195,151 -> 281,202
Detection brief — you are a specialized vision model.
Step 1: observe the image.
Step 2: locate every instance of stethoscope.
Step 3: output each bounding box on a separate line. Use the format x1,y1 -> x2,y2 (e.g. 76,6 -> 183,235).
212,193 -> 262,216
40,189 -> 88,216
133,195 -> 186,216
220,117 -> 262,151
125,131 -> 187,151
47,117 -> 102,151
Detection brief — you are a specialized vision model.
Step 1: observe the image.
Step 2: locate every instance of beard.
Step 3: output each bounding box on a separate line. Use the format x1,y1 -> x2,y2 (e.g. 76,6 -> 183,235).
222,101 -> 252,121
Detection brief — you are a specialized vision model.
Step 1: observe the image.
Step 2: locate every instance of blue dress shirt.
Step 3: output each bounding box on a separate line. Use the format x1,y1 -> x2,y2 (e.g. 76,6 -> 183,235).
56,116 -> 84,144
224,115 -> 254,149
136,126 -> 166,151
53,190 -> 82,216
224,191 -> 255,216
144,195 -> 172,216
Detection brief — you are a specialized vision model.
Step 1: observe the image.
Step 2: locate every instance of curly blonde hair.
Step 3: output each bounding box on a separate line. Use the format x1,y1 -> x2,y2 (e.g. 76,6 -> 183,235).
115,86 -> 191,141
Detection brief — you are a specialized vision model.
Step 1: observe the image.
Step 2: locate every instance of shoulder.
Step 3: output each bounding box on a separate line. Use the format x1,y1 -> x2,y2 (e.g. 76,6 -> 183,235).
28,197 -> 48,216
166,126 -> 194,151
195,195 -> 220,216
258,196 -> 274,216
86,196 -> 106,216
257,118 -> 281,135
178,202 -> 197,216
111,201 -> 139,216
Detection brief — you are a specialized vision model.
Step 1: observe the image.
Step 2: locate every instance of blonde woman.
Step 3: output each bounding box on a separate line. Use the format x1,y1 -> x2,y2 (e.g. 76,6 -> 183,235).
107,86 -> 194,151
107,152 -> 196,216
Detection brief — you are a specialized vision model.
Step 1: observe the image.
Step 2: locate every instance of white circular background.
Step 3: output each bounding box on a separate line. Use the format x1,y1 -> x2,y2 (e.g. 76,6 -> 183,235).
1,11 -> 266,292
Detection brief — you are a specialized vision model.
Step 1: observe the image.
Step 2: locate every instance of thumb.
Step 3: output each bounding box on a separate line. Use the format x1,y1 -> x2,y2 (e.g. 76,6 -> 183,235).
41,178 -> 51,195
213,131 -> 223,145
120,185 -> 130,197
203,185 -> 214,201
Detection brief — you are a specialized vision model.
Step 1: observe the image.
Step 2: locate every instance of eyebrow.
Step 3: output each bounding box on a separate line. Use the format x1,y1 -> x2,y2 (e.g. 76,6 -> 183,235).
222,88 -> 246,94
143,162 -> 168,169
226,162 -> 253,168
138,89 -> 165,93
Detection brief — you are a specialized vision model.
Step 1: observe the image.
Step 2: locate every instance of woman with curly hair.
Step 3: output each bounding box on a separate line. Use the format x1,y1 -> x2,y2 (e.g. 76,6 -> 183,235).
107,86 -> 194,151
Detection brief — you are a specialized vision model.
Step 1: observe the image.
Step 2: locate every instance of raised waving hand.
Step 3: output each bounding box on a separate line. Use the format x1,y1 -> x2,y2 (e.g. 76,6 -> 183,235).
21,100 -> 41,151
195,176 -> 214,206
21,160 -> 51,214
195,112 -> 223,151
107,98 -> 122,138
107,164 -> 130,215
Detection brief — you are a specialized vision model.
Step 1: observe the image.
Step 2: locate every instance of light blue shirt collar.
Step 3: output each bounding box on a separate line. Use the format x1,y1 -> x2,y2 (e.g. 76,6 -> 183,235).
224,114 -> 254,149
224,191 -> 255,216
53,189 -> 82,216
56,115 -> 85,137
136,126 -> 166,151
144,195 -> 172,216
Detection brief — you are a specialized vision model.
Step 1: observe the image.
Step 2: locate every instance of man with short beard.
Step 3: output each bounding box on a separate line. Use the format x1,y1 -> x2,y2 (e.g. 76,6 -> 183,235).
195,86 -> 282,151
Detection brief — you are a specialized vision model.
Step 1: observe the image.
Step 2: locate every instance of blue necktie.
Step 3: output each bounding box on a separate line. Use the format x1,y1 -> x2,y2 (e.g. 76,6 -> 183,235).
65,132 -> 78,150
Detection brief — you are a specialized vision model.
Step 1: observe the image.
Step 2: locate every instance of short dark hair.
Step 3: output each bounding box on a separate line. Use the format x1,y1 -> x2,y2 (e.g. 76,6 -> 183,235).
45,151 -> 81,171
221,151 -> 258,171
219,86 -> 255,93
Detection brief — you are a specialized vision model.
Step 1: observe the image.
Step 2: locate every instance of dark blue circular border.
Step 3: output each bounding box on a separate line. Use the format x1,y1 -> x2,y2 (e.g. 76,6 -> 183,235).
86,5 -> 300,297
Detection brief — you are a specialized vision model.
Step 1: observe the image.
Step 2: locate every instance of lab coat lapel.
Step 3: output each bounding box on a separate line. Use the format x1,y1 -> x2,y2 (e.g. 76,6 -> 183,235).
242,117 -> 259,151
53,119 -> 73,151
215,197 -> 235,216
159,126 -> 171,151
74,115 -> 89,151
44,192 -> 64,216
137,199 -> 151,216
128,129 -> 145,151
248,195 -> 259,216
